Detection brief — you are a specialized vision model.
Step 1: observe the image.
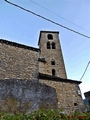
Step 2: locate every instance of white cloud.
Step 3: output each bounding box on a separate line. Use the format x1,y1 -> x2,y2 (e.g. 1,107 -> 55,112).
79,80 -> 90,99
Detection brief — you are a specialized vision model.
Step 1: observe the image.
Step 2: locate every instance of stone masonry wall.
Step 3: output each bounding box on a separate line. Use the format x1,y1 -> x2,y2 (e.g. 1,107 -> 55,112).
38,31 -> 67,79
0,79 -> 58,113
40,79 -> 85,114
0,42 -> 38,80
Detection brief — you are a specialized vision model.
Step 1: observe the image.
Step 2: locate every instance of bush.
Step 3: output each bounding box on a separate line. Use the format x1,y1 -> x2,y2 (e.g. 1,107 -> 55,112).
0,109 -> 90,120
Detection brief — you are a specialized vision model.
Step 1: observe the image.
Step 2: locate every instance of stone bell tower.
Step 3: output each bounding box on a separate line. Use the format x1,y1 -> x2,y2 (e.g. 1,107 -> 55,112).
38,31 -> 67,79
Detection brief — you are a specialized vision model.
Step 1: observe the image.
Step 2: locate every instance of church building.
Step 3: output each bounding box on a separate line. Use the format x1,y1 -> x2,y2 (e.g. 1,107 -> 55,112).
0,30 -> 85,114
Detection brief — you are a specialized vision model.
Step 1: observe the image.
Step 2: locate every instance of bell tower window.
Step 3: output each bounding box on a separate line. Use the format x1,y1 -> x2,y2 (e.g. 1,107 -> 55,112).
47,42 -> 50,49
52,42 -> 56,49
51,60 -> 55,65
47,34 -> 53,40
52,69 -> 55,76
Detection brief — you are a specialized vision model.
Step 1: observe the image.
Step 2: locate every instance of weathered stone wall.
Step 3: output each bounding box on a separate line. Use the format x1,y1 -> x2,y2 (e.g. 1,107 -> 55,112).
40,79 -> 85,114
0,42 -> 38,80
0,79 -> 58,113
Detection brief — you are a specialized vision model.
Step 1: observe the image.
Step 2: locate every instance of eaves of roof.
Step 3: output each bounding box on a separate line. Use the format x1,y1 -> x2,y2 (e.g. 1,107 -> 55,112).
39,73 -> 82,84
84,91 -> 90,98
0,39 -> 39,52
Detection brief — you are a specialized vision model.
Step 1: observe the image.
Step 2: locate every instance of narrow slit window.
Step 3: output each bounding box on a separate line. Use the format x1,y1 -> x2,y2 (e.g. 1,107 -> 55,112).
52,42 -> 56,49
52,69 -> 55,76
47,42 -> 50,49
51,61 -> 55,65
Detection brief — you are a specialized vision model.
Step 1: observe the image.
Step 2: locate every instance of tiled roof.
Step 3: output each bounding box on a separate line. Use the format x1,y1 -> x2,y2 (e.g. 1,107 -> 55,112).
0,39 -> 39,52
39,73 -> 82,84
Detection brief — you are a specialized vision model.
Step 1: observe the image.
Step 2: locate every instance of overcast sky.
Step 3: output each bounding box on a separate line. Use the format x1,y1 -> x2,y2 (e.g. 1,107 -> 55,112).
0,0 -> 90,98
